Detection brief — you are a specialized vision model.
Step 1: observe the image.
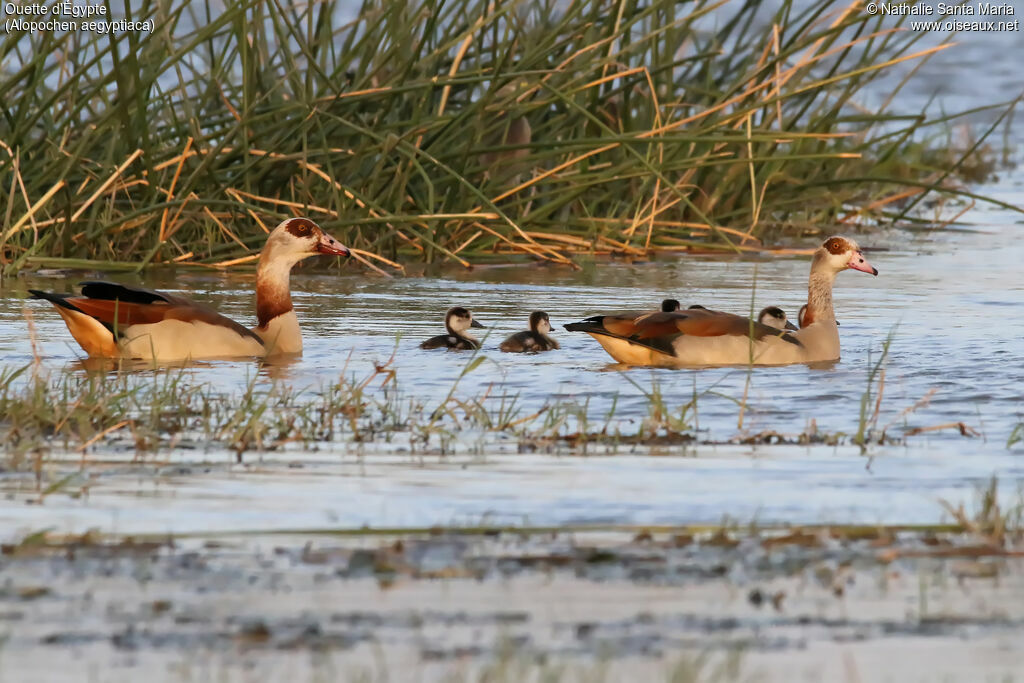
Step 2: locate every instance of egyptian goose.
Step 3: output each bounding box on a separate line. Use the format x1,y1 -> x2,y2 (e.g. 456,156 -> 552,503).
28,218 -> 350,360
757,306 -> 797,331
564,236 -> 877,366
420,307 -> 485,350
499,311 -> 560,353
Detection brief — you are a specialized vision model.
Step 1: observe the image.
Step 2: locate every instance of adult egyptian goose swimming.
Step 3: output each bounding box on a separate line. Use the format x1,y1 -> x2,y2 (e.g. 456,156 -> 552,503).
420,307 -> 485,350
499,311 -> 560,353
757,306 -> 797,331
563,236 -> 877,366
28,218 -> 350,360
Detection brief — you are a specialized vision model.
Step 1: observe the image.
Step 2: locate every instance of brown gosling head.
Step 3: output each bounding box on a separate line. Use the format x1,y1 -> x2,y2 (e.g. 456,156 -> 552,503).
528,311 -> 553,334
445,307 -> 484,334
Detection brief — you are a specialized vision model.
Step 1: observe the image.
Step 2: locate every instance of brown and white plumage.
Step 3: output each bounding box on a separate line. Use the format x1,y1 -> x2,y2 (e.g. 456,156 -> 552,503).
564,236 -> 877,366
499,311 -> 559,353
563,299 -> 687,343
757,306 -> 797,331
798,303 -> 839,329
28,218 -> 350,360
420,307 -> 485,350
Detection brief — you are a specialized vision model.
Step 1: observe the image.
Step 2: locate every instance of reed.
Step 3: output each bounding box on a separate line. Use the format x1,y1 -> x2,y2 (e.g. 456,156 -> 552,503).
939,476 -> 1023,548
853,325 -> 895,451
1009,423 -> 1024,450
1,0 -> 1014,275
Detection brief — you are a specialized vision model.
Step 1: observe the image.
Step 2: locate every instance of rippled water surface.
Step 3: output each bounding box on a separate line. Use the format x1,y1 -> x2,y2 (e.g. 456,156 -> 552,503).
2,167 -> 1023,534
3,13 -> 1024,683
3,17 -> 1024,535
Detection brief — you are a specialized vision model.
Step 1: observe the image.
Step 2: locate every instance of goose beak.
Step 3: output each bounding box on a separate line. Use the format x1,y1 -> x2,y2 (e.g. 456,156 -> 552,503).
784,320 -> 798,330
848,251 -> 877,275
317,232 -> 351,256
471,319 -> 484,328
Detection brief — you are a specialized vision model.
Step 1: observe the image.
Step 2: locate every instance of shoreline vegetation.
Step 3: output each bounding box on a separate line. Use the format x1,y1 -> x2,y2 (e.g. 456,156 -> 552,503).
0,340 -> 1001,473
1,0 -> 1018,276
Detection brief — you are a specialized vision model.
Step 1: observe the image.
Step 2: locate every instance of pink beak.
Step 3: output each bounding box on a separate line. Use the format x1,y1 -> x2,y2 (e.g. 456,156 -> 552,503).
848,250 -> 878,276
316,232 -> 351,257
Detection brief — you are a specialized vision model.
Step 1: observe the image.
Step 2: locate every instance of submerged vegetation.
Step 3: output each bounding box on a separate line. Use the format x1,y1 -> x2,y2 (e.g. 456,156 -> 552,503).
1,0 -> 1017,275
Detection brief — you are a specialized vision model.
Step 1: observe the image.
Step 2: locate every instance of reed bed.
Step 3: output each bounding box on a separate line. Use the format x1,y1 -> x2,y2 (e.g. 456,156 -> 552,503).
0,0 -> 1015,274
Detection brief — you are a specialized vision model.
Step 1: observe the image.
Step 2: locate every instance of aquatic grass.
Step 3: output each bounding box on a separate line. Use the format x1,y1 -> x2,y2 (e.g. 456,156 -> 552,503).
0,330 -> 990,473
1008,423 -> 1024,450
853,324 -> 895,452
1,0 -> 1017,275
0,356 -> 699,470
0,356 -> 640,469
939,477 -> 1024,548
619,372 -> 696,440
847,324 -> 983,453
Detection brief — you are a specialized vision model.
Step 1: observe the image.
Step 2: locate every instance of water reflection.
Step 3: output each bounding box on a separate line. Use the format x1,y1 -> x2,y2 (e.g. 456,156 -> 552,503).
257,354 -> 306,382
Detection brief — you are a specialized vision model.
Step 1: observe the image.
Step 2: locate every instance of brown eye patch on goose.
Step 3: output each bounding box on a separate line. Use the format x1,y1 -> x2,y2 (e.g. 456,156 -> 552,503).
824,237 -> 850,254
286,218 -> 319,238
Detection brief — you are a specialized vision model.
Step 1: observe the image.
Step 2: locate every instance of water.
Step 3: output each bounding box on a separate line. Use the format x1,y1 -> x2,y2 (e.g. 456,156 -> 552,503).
2,12 -> 1024,536
2,167 -> 1023,534
3,14 -> 1024,683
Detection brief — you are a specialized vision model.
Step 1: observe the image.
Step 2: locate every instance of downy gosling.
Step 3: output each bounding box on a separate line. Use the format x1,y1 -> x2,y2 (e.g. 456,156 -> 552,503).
499,311 -> 559,353
421,307 -> 484,350
757,306 -> 798,331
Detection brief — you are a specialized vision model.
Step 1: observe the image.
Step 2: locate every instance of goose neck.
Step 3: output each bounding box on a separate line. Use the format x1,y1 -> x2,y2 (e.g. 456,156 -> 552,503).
805,267 -> 837,325
256,254 -> 293,329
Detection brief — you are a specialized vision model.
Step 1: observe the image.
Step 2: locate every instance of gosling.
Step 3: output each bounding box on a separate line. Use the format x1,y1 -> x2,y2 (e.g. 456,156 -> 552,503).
421,307 -> 485,350
757,306 -> 797,331
499,311 -> 560,353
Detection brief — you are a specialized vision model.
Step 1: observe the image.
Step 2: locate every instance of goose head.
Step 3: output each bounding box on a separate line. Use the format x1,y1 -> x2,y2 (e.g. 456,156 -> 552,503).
758,306 -> 797,331
445,307 -> 484,335
529,310 -> 553,334
661,299 -> 681,312
815,236 -> 877,276
262,218 -> 350,267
